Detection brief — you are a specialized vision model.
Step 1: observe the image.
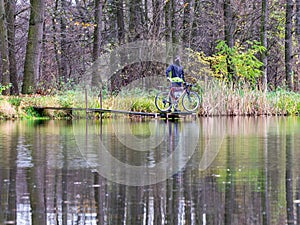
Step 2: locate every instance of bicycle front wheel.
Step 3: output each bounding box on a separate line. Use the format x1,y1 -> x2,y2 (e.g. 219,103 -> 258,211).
155,91 -> 172,112
182,91 -> 201,112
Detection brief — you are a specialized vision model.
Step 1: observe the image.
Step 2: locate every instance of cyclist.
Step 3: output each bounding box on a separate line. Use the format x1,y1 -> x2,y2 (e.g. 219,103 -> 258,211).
166,57 -> 185,111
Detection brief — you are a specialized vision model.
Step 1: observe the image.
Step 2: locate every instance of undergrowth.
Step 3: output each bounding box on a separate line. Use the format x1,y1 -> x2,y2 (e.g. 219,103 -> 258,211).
0,83 -> 299,119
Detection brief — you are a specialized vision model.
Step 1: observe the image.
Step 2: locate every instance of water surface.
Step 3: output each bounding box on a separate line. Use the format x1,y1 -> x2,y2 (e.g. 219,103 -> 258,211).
0,117 -> 300,225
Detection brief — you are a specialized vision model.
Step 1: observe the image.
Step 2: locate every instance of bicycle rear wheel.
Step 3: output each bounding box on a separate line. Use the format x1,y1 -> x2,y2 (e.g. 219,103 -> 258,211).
182,91 -> 201,112
155,91 -> 172,112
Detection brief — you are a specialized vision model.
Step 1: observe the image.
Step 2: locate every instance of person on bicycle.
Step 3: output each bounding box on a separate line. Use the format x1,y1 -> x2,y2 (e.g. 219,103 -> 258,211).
166,57 -> 185,111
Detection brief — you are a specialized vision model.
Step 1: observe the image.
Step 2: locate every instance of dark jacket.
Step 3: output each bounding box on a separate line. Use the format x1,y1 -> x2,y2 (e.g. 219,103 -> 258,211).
166,64 -> 185,82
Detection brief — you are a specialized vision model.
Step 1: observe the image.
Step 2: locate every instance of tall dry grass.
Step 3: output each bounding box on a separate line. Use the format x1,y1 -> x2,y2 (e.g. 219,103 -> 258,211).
0,83 -> 299,119
198,81 -> 300,116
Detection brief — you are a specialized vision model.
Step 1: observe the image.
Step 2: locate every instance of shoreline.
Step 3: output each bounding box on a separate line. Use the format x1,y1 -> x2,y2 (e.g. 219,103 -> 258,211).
0,90 -> 300,120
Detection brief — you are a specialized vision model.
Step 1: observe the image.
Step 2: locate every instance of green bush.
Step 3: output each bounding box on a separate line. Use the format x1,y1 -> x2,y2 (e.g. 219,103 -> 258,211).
25,106 -> 43,118
0,83 -> 12,95
210,40 -> 265,87
8,97 -> 22,107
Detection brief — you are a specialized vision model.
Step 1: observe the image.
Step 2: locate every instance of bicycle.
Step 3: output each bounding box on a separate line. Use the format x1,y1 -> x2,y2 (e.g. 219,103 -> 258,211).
155,80 -> 201,113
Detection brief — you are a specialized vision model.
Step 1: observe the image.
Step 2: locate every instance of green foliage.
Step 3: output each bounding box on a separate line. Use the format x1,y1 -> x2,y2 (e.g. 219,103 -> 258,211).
8,97 -> 22,107
210,40 -> 266,86
185,48 -> 214,81
131,97 -> 156,112
269,6 -> 285,40
108,88 -> 157,113
25,106 -> 43,118
58,90 -> 77,108
0,83 -> 12,94
268,89 -> 300,115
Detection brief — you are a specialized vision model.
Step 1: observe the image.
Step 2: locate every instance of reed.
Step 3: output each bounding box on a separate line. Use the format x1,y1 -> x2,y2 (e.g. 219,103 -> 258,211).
198,81 -> 300,116
0,85 -> 299,119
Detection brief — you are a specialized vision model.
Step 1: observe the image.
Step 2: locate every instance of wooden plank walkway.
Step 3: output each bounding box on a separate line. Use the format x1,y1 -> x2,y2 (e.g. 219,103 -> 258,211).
33,106 -> 196,118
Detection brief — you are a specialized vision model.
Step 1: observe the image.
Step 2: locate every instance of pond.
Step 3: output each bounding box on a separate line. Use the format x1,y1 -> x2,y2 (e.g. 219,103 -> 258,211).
0,117 -> 300,225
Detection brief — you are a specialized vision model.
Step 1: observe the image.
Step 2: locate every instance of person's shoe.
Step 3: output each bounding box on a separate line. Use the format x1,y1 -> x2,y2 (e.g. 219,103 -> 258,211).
174,108 -> 181,112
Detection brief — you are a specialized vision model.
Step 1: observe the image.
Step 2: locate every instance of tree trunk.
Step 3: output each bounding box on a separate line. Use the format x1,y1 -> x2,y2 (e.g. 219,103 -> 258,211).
171,0 -> 177,45
223,0 -> 236,83
182,0 -> 191,47
22,0 -> 45,94
92,0 -> 103,87
143,0 -> 148,27
129,0 -> 142,41
165,0 -> 171,43
116,0 -> 125,44
260,0 -> 268,92
295,0 -> 300,91
5,0 -> 18,95
52,0 -> 61,82
285,0 -> 294,91
0,0 -> 10,95
191,0 -> 200,48
224,0 -> 235,48
60,0 -> 69,83
152,0 -> 162,38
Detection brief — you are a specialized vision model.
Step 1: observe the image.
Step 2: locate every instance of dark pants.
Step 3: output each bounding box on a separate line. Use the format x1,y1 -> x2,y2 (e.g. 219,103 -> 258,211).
171,82 -> 183,87
170,82 -> 183,104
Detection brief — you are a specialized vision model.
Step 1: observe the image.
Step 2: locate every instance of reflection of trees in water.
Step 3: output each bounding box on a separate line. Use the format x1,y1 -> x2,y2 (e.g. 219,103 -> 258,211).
261,118 -> 270,225
0,118 -> 300,224
224,137 -> 235,225
297,175 -> 300,224
27,125 -> 46,224
286,134 -> 294,225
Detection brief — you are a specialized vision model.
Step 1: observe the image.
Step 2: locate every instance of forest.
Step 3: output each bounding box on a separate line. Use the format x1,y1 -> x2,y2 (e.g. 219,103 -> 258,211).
0,0 -> 300,117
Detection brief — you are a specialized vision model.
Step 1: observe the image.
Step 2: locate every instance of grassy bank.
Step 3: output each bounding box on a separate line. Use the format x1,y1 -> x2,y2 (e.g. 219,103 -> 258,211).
0,84 -> 300,119
200,84 -> 300,116
0,89 -> 158,119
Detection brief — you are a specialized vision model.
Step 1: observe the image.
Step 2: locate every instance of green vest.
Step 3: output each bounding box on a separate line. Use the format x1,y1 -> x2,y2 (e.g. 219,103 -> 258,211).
170,77 -> 184,83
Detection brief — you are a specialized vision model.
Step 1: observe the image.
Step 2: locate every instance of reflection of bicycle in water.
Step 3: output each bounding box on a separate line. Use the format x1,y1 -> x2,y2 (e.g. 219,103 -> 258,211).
167,120 -> 180,152
155,80 -> 202,113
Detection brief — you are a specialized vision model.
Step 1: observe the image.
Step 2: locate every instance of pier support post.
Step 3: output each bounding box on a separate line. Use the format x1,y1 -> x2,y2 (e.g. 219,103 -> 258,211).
85,88 -> 88,119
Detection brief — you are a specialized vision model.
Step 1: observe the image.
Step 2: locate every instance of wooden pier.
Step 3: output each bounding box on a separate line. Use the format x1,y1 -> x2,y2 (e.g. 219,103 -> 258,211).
33,106 -> 196,119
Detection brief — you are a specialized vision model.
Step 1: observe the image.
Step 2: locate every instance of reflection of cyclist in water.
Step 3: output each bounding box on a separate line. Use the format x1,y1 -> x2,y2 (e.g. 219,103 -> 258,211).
166,57 -> 185,111
168,121 -> 180,152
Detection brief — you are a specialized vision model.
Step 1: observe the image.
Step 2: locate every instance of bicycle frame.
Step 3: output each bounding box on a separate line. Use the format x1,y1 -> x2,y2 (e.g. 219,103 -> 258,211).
155,81 -> 200,112
166,83 -> 192,106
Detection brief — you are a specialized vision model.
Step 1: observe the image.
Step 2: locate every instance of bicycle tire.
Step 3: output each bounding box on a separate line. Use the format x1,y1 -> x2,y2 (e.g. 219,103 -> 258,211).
155,91 -> 172,112
182,91 -> 201,112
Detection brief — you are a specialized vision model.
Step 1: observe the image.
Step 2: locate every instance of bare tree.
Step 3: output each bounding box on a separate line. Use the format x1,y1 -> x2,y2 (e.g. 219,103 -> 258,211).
5,0 -> 19,94
170,0 -> 177,45
165,0 -> 171,43
91,0 -> 103,87
0,0 -> 294,94
295,0 -> 300,91
0,0 -> 10,95
152,0 -> 162,39
22,0 -> 46,94
223,0 -> 236,82
52,0 -> 60,83
260,0 -> 269,92
128,0 -> 143,41
60,0 -> 69,83
93,0 -> 103,62
285,0 -> 294,90
182,0 -> 192,47
223,0 -> 235,48
116,0 -> 125,44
